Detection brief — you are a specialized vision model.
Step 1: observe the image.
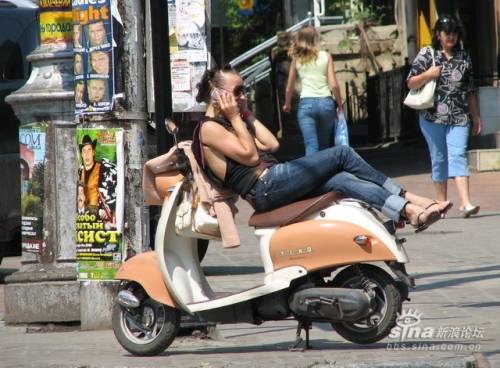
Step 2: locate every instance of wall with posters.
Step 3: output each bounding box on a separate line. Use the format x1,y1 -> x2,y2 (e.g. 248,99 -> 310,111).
73,0 -> 115,114
40,0 -> 73,44
75,128 -> 124,280
19,123 -> 47,261
168,0 -> 210,112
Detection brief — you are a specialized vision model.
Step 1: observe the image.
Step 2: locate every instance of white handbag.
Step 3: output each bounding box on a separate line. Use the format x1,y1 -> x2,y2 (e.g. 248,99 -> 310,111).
175,182 -> 221,240
404,47 -> 436,110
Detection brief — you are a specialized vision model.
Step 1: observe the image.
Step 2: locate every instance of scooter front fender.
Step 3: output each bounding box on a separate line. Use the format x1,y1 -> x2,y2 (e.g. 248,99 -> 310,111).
115,251 -> 177,308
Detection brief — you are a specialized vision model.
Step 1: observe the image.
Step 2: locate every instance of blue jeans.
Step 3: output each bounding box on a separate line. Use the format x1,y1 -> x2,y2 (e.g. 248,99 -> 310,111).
419,116 -> 469,182
297,97 -> 337,156
253,146 -> 407,221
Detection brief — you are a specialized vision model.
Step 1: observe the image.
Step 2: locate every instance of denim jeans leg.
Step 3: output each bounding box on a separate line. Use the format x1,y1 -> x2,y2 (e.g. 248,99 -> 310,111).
297,99 -> 319,156
446,125 -> 469,177
419,115 -> 448,182
316,98 -> 336,151
253,146 -> 404,212
308,171 -> 406,221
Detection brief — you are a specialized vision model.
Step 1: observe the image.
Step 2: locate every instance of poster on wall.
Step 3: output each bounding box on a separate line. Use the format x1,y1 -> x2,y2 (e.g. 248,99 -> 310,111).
168,0 -> 210,112
39,0 -> 73,44
75,128 -> 124,280
73,0 -> 115,114
19,124 -> 47,256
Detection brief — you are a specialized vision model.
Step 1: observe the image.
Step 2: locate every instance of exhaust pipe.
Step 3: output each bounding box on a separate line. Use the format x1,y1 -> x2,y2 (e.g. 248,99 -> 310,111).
117,290 -> 140,308
289,287 -> 371,321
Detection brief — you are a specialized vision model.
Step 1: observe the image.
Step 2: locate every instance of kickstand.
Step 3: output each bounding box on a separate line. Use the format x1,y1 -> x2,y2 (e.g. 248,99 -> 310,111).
289,320 -> 312,352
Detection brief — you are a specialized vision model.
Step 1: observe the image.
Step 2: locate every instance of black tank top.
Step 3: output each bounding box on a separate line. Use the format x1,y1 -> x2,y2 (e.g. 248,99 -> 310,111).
192,116 -> 278,196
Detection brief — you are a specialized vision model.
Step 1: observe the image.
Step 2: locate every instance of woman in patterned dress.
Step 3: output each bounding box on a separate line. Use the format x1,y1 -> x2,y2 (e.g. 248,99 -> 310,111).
407,15 -> 482,218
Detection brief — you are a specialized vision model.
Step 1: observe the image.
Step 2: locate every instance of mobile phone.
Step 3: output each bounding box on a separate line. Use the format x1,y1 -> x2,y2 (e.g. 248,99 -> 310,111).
211,89 -> 221,103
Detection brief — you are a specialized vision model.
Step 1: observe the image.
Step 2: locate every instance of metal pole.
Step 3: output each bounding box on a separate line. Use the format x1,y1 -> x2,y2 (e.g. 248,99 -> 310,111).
150,0 -> 173,155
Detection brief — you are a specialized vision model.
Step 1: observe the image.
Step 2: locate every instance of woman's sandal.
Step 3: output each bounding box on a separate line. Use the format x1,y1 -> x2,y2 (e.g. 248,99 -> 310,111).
438,200 -> 453,216
423,200 -> 453,217
412,203 -> 442,233
461,205 -> 480,218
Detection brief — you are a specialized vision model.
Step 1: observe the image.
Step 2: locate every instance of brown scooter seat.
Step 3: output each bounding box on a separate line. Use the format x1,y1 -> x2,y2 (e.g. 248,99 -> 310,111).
248,191 -> 342,228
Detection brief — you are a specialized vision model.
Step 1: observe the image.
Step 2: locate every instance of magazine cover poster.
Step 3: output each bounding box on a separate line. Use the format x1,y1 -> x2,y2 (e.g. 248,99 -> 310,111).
39,0 -> 73,45
167,0 -> 209,112
19,124 -> 47,258
76,128 -> 124,280
73,0 -> 115,114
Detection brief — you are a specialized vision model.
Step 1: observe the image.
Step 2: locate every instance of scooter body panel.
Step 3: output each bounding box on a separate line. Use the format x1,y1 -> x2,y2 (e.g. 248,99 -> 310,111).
155,182 -> 214,312
267,201 -> 408,272
270,219 -> 396,271
115,251 -> 177,307
187,266 -> 307,313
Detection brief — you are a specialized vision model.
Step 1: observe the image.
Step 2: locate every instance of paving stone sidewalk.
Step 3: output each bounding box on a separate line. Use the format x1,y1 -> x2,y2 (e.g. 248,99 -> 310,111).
1,142 -> 499,368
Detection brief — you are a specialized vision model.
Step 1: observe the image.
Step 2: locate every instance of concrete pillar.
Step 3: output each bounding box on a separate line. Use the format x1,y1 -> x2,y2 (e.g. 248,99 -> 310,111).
78,0 -> 148,330
4,0 -> 80,323
5,0 -> 148,329
404,0 -> 418,62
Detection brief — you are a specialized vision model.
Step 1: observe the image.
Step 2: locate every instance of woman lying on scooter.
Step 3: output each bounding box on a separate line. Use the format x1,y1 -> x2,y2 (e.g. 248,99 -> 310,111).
192,65 -> 452,233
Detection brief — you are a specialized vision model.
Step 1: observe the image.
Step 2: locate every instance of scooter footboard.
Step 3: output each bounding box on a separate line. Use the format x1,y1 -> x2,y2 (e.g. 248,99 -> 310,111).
115,251 -> 177,308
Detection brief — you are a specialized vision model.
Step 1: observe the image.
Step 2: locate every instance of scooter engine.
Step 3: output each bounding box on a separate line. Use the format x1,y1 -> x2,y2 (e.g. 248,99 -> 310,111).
288,287 -> 372,322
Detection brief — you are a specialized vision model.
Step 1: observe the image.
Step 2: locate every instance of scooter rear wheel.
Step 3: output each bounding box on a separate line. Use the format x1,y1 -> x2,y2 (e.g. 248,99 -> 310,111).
329,264 -> 401,344
112,285 -> 180,356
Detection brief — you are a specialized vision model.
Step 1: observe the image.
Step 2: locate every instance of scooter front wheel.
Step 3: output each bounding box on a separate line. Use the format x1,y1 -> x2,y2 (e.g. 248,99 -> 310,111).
112,284 -> 180,356
330,264 -> 402,344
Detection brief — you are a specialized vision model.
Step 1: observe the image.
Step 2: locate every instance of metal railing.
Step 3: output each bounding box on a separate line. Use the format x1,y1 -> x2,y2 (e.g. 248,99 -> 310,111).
229,15 -> 313,69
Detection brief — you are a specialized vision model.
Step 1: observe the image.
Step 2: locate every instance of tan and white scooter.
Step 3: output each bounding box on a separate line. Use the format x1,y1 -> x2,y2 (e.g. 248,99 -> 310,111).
111,121 -> 415,356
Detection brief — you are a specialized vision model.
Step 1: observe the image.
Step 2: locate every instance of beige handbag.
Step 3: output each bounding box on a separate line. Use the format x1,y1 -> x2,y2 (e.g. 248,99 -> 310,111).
175,181 -> 221,240
404,47 -> 436,110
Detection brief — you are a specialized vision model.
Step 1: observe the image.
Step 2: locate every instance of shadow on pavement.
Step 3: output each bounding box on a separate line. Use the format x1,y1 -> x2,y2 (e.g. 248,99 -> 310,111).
415,272 -> 500,292
452,302 -> 500,308
164,340 -> 391,356
357,139 -> 431,178
0,268 -> 17,284
417,264 -> 500,278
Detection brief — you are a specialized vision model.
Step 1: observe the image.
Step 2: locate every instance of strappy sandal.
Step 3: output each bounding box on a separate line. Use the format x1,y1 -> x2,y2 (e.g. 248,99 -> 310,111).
438,200 -> 453,216
412,203 -> 442,233
424,200 -> 453,218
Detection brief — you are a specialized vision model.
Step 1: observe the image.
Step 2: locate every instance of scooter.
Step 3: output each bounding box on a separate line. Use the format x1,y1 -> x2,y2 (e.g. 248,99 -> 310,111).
111,120 -> 415,356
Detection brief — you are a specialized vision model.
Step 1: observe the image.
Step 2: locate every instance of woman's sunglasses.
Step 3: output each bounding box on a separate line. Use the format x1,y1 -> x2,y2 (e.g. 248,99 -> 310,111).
219,84 -> 246,97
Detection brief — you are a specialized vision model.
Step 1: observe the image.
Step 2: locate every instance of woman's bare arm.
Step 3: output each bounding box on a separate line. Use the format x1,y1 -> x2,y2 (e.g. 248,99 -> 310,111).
201,91 -> 259,166
327,53 -> 343,112
250,117 -> 280,152
407,66 -> 441,89
468,92 -> 482,135
283,58 -> 297,113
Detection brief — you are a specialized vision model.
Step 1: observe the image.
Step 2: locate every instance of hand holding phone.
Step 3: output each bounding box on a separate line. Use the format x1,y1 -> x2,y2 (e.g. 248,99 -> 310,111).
211,89 -> 221,104
212,88 -> 239,121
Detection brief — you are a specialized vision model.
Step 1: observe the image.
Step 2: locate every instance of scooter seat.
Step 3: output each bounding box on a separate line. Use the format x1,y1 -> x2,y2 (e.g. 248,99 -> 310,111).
248,191 -> 342,228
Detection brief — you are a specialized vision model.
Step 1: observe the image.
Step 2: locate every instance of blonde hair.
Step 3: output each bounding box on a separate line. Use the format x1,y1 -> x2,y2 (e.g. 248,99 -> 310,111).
289,26 -> 320,64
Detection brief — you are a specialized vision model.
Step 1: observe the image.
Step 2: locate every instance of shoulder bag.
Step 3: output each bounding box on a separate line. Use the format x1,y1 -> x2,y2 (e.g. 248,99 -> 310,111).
175,181 -> 221,240
403,47 -> 436,110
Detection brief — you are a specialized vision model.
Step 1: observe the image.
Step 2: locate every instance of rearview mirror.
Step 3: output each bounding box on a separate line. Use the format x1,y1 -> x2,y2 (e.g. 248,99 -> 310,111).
165,118 -> 179,147
165,118 -> 179,135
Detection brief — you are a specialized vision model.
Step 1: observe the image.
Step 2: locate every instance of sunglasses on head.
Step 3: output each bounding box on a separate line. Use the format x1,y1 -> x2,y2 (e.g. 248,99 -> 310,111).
437,16 -> 458,28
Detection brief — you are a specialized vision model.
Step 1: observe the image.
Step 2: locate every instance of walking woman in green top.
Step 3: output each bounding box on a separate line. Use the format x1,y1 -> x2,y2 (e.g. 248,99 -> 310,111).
283,26 -> 344,155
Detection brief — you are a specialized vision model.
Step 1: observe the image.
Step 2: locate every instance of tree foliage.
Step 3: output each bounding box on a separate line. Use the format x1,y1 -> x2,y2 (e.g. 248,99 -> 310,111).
327,0 -> 387,26
21,194 -> 43,218
220,0 -> 283,62
30,162 -> 45,200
